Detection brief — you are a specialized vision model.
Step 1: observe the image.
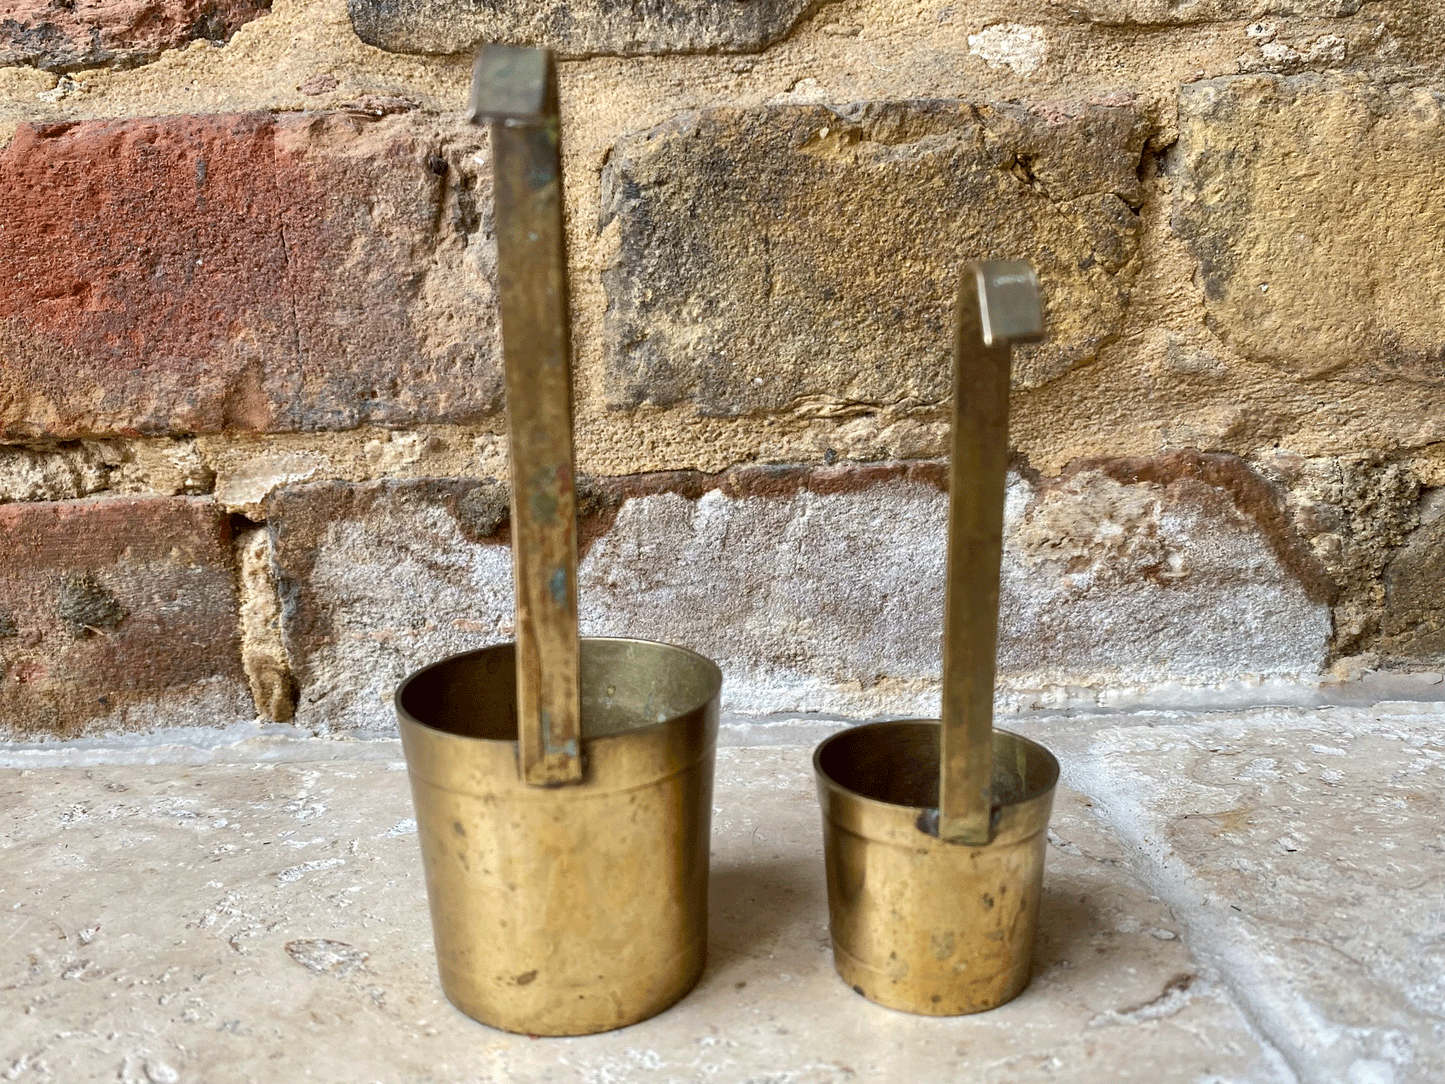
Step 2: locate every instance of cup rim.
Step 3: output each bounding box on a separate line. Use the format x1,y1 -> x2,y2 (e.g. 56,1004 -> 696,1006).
812,718 -> 1060,816
394,635 -> 723,744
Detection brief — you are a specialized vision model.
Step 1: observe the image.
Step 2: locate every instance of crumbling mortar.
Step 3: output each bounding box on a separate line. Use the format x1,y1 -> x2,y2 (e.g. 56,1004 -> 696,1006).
1258,450 -> 1422,663
0,437 -> 214,504
235,524 -> 298,723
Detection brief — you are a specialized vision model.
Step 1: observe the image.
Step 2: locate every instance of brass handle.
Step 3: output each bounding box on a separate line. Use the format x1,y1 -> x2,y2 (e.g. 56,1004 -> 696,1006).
472,46 -> 583,786
938,261 -> 1043,843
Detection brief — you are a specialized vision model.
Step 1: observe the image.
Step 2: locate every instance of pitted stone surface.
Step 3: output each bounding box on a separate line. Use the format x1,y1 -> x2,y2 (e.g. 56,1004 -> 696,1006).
1379,501 -> 1445,662
0,443 -> 111,504
267,477 -> 515,731
1173,75 -> 1445,385
0,111 -> 500,439
0,0 -> 270,71
1061,0 -> 1361,23
998,454 -> 1332,689
601,98 -> 1149,412
0,497 -> 248,736
0,741 -> 1288,1082
346,0 -> 815,59
1058,705 -> 1445,1084
267,457 -> 1329,730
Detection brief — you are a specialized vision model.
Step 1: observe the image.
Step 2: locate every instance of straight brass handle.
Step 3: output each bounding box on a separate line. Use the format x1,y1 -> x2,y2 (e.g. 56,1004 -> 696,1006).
472,45 -> 583,786
938,261 -> 1044,843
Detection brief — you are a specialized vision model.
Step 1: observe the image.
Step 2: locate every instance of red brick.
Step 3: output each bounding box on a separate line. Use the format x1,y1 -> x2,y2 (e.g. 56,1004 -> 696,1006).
0,111 -> 500,439
0,496 -> 248,736
1,0 -> 269,72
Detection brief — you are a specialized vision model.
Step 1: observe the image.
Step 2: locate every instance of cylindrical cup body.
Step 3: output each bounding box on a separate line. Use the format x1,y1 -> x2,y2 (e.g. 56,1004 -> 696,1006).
397,637 -> 722,1036
813,720 -> 1059,1015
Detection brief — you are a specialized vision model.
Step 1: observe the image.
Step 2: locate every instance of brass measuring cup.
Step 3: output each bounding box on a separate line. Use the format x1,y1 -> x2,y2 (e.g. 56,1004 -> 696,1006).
813,262 -> 1060,1015
395,47 -> 722,1037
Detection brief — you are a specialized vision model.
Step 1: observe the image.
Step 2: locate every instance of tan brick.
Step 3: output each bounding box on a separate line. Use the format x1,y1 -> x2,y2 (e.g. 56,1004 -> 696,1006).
1173,75 -> 1445,384
347,0 -> 814,58
0,111 -> 500,440
0,496 -> 248,736
0,0 -> 269,71
601,98 -> 1150,414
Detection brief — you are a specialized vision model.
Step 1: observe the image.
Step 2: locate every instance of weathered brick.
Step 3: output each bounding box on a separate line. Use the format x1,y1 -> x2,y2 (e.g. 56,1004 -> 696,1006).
1271,453 -> 1421,660
0,111 -> 500,440
601,98 -> 1149,414
1378,494 -> 1445,663
0,496 -> 248,736
1173,75 -> 1445,383
0,0 -> 269,71
269,456 -> 1329,731
1063,0 -> 1360,22
347,0 -> 813,58
268,478 -> 514,731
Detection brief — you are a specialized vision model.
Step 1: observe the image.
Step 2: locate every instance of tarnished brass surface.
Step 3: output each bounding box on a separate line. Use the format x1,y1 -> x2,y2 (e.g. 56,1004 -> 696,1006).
811,261 -> 1059,1015
394,45 -> 726,1036
473,45 -> 581,787
940,261 -> 1044,845
814,721 -> 1059,1015
397,638 -> 723,1036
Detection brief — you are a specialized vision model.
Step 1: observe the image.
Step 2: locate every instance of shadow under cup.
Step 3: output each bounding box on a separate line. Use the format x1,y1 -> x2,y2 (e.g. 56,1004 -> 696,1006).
813,720 -> 1060,1015
396,638 -> 722,1036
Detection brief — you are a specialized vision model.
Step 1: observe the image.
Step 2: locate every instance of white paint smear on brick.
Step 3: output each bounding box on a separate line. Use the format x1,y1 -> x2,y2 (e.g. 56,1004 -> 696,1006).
287,470 -> 1329,731
967,24 -> 1048,77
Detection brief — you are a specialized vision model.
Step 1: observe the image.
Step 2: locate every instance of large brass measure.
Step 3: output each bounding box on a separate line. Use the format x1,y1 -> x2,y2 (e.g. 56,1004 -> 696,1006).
394,46 -> 722,1037
813,262 -> 1061,1015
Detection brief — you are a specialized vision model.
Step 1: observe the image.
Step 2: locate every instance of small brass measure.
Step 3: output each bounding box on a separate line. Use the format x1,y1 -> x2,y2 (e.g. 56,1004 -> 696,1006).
813,262 -> 1061,1015
394,46 -> 722,1037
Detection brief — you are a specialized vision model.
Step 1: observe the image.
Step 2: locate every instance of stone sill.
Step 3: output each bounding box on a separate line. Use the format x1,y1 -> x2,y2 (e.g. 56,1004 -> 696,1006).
4,694 -> 1443,1083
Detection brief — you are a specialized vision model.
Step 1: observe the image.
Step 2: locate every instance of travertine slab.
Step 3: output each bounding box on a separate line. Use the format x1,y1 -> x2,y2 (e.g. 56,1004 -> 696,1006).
0,739 -> 1287,1083
1053,705 -> 1445,1084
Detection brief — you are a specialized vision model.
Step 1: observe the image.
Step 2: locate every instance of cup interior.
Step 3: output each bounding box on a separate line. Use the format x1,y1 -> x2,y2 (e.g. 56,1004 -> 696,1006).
815,720 -> 1058,811
396,638 -> 722,742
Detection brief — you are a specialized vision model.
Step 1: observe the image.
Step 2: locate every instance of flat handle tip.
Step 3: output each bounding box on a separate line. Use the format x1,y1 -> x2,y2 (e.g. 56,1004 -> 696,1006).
470,44 -> 556,124
971,260 -> 1044,347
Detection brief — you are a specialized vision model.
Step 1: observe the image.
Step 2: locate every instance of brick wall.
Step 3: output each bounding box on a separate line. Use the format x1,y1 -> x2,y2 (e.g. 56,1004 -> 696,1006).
1,0 -> 1442,736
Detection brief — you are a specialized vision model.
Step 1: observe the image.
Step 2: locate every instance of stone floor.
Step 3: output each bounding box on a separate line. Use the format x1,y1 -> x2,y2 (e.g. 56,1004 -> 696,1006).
2,691 -> 1442,1083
